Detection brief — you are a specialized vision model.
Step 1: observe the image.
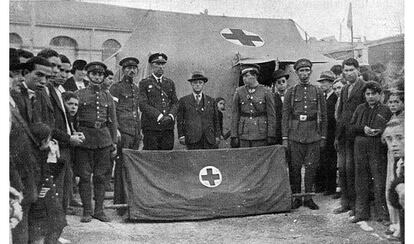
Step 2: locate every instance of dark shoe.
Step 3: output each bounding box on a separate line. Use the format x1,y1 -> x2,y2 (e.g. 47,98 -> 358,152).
384,229 -> 395,235
332,192 -> 341,199
333,206 -> 349,214
349,210 -> 355,217
80,214 -> 92,223
291,199 -> 302,209
350,216 -> 368,223
117,208 -> 127,216
386,235 -> 400,242
69,199 -> 83,207
92,212 -> 111,222
303,199 -> 319,210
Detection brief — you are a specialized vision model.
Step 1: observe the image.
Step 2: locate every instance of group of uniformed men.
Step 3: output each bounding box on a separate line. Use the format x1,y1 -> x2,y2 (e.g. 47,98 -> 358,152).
9,42 -> 347,243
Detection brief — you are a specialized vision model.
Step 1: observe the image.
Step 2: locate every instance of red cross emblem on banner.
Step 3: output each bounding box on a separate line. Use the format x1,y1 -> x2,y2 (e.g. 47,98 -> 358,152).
199,166 -> 222,188
220,28 -> 264,47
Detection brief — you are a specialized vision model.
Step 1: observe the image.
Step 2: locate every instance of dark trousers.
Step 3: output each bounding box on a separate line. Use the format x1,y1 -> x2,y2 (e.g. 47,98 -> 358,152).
354,136 -> 388,220
337,139 -> 356,211
56,147 -> 73,214
315,143 -> 337,193
289,141 -> 320,200
143,130 -> 174,150
240,139 -> 267,148
12,203 -> 31,244
186,134 -> 216,150
114,133 -> 140,204
75,146 -> 111,215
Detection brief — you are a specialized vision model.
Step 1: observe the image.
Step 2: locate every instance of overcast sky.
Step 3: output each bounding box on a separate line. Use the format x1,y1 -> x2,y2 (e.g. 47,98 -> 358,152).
83,0 -> 404,42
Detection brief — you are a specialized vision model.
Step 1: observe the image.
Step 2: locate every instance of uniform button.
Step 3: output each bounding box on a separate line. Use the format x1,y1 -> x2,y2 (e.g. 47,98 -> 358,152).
250,110 -> 253,112
304,106 -> 307,109
96,102 -> 99,104
304,87 -> 307,90
250,117 -> 252,119
56,193 -> 59,196
163,110 -> 166,113
97,106 -> 99,109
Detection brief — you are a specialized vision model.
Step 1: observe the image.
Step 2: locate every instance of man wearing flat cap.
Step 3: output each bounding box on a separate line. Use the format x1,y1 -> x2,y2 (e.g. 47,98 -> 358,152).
63,59 -> 88,92
177,71 -> 220,149
314,71 -> 338,196
109,57 -> 141,213
272,69 -> 290,145
138,53 -> 178,150
282,58 -> 327,210
231,63 -> 276,148
75,61 -> 118,223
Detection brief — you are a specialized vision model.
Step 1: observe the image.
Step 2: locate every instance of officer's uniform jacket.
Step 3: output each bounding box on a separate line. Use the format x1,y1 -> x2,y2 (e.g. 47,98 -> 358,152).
282,83 -> 327,143
138,75 -> 178,131
75,85 -> 118,149
177,93 -> 220,145
110,76 -> 141,137
231,84 -> 276,140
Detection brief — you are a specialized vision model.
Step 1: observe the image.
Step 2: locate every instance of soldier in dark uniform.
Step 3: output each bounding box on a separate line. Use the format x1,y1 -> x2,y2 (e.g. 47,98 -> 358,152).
282,58 -> 327,210
231,64 -> 277,148
138,53 -> 178,150
75,62 -> 118,222
109,57 -> 141,214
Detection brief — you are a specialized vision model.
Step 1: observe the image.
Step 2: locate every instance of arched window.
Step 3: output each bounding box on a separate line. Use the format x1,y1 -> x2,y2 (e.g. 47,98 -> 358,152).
10,33 -> 23,48
50,36 -> 78,61
102,39 -> 121,61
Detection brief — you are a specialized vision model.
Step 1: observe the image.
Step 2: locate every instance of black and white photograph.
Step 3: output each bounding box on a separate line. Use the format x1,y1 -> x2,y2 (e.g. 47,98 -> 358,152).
7,0 -> 406,243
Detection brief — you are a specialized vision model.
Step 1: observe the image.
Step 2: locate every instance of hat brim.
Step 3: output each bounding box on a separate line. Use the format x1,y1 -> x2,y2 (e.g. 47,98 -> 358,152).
317,78 -> 335,82
188,78 -> 208,82
151,59 -> 167,64
274,74 -> 289,80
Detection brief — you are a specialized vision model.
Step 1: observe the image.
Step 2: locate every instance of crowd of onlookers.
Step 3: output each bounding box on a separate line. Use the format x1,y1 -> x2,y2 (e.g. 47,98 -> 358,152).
9,45 -> 404,244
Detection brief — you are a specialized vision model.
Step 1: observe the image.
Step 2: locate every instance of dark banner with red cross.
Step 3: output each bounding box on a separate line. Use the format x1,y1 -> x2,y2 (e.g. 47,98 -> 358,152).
122,146 -> 291,220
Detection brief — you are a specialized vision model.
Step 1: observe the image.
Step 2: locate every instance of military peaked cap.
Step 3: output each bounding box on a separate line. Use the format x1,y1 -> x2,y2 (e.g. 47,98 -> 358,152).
85,61 -> 107,73
294,58 -> 312,70
148,53 -> 168,63
119,57 -> 139,67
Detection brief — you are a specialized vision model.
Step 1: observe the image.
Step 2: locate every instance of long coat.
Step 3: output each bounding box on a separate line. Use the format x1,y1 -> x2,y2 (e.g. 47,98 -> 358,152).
138,75 -> 178,131
177,93 -> 220,145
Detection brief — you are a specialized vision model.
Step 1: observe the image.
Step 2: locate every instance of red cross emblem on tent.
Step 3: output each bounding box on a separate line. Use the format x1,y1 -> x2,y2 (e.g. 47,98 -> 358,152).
220,28 -> 264,47
199,166 -> 222,188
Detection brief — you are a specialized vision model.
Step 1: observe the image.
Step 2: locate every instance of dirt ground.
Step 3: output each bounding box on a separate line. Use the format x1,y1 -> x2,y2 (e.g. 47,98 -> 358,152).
61,193 -> 396,244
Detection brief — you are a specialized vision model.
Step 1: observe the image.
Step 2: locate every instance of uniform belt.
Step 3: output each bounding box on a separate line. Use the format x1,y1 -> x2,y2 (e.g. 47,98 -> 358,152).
293,114 -> 317,121
240,112 -> 267,117
79,121 -> 109,129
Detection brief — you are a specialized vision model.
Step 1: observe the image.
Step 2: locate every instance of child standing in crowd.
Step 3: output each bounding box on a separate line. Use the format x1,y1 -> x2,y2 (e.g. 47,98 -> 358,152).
216,97 -> 230,141
382,118 -> 404,242
383,91 -> 404,240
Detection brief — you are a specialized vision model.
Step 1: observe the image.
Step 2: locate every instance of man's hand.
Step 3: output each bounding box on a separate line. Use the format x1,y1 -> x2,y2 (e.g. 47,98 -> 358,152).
110,144 -> 117,159
230,137 -> 239,148
160,115 -> 172,125
282,139 -> 289,148
70,134 -> 84,146
267,137 -> 277,145
334,139 -> 339,151
179,136 -> 186,145
320,139 -> 326,148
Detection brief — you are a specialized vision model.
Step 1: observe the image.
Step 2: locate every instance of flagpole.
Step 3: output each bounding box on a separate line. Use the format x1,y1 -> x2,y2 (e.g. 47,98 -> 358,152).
350,24 -> 354,58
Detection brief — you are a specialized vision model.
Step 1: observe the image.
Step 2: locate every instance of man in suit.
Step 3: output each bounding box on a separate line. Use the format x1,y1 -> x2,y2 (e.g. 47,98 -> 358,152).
314,71 -> 338,195
138,53 -> 178,150
333,58 -> 366,215
282,58 -> 327,210
177,71 -> 220,149
109,57 -> 141,214
75,61 -> 118,222
272,69 -> 289,145
63,59 -> 88,91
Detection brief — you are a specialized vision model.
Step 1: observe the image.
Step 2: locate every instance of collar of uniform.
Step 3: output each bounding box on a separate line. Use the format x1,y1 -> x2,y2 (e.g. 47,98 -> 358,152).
299,82 -> 311,86
90,83 -> 102,92
152,73 -> 163,82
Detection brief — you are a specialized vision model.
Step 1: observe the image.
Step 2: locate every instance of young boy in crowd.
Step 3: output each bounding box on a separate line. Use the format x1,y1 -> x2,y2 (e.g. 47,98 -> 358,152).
383,91 -> 404,240
349,81 -> 392,223
382,118 -> 404,242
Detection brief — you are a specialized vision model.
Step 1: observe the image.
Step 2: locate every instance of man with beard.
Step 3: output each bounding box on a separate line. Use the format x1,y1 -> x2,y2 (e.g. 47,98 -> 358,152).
333,58 -> 366,216
75,62 -> 118,222
109,57 -> 141,215
63,59 -> 88,91
231,64 -> 276,148
139,53 -> 178,150
282,58 -> 327,210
